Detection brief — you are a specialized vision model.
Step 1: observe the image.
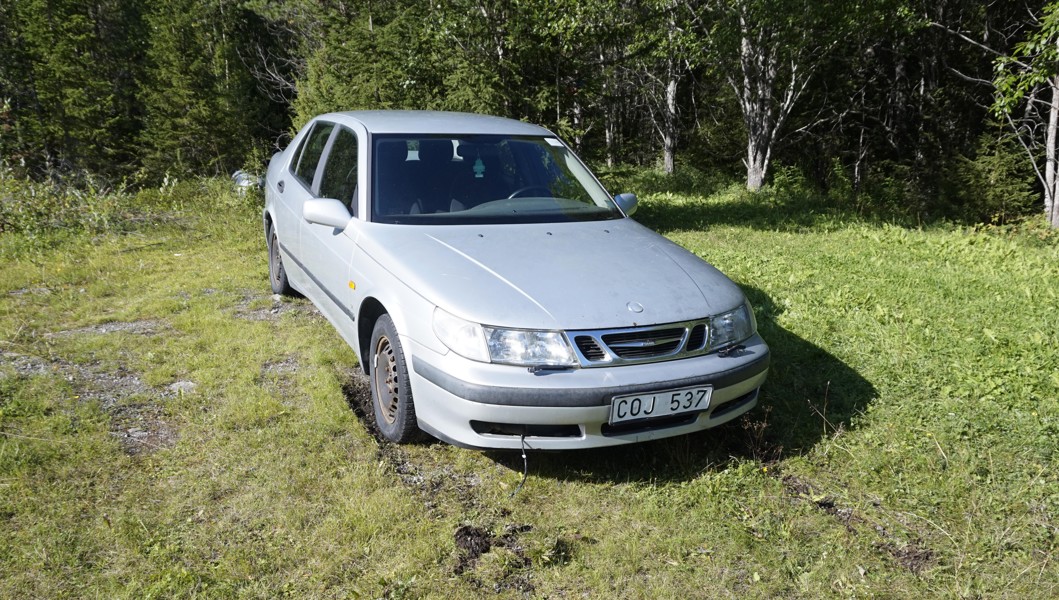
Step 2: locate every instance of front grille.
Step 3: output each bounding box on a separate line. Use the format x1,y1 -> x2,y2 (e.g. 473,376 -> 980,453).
575,336 -> 608,361
601,328 -> 684,359
470,421 -> 582,438
600,413 -> 698,436
687,324 -> 708,351
568,318 -> 713,367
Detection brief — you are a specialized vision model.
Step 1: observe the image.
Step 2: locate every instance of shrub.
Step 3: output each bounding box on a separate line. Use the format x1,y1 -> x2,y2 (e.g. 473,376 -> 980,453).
0,166 -> 260,241
949,129 -> 1038,224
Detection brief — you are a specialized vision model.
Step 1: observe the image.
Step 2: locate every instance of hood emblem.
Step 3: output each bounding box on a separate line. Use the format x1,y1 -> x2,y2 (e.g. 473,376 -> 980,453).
627,302 -> 644,314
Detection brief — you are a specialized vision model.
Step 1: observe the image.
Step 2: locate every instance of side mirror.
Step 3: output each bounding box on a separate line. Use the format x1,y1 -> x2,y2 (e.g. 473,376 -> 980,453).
303,198 -> 352,229
614,192 -> 638,216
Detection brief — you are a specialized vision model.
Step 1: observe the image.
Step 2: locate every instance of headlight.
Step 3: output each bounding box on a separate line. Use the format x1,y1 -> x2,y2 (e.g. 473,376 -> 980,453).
433,308 -> 576,367
483,327 -> 576,366
433,308 -> 489,362
709,302 -> 756,350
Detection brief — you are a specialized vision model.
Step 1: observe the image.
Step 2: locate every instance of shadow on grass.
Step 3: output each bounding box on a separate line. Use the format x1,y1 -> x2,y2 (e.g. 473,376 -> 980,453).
634,187 -> 897,235
599,165 -> 921,233
485,286 -> 877,485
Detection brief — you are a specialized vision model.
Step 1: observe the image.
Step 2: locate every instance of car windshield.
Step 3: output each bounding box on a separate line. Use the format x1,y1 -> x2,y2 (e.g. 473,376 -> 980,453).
371,134 -> 623,224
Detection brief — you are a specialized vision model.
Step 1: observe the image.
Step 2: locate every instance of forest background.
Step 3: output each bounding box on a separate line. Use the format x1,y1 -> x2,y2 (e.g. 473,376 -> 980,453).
3,0 -> 1059,227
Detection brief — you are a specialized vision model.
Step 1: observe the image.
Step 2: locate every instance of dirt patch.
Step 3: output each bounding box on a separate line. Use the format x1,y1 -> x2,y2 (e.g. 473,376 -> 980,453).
231,292 -> 318,322
781,474 -> 862,530
341,372 -> 378,435
454,523 -> 534,593
261,356 -> 299,377
0,350 -> 54,378
108,400 -> 178,455
0,349 -> 183,455
7,286 -> 52,296
454,525 -> 494,572
779,472 -> 936,575
258,356 -> 301,404
46,319 -> 167,338
340,371 -> 486,515
874,541 -> 935,575
338,368 -> 532,591
374,439 -> 484,514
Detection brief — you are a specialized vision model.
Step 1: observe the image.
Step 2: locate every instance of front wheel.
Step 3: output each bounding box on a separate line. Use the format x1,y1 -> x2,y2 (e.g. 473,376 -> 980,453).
369,314 -> 420,443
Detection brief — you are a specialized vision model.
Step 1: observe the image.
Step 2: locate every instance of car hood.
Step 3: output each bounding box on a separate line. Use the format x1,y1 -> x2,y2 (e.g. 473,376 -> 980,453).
359,218 -> 747,330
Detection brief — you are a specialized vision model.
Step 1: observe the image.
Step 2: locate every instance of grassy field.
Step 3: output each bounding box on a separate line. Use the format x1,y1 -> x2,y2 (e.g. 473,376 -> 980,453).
1,172 -> 1057,598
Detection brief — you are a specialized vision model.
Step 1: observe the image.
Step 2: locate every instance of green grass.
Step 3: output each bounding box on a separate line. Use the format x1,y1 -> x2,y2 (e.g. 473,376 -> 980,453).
1,174 -> 1057,598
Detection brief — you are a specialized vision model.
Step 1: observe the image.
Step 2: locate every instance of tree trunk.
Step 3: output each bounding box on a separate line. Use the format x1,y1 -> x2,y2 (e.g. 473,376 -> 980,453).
662,75 -> 677,174
605,114 -> 616,168
746,145 -> 766,190
727,4 -> 809,192
739,28 -> 772,192
1047,74 -> 1059,228
600,50 -> 616,168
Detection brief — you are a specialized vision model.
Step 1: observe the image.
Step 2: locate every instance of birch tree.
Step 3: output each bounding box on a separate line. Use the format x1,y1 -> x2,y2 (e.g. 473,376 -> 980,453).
994,2 -> 1059,228
692,0 -> 844,190
627,0 -> 700,174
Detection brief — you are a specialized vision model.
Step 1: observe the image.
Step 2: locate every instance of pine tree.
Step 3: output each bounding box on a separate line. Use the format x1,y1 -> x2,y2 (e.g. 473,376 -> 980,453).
140,0 -> 281,178
2,0 -> 145,179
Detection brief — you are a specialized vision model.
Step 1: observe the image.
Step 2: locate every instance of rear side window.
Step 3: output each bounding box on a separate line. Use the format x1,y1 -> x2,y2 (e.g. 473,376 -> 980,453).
292,122 -> 335,190
318,127 -> 359,207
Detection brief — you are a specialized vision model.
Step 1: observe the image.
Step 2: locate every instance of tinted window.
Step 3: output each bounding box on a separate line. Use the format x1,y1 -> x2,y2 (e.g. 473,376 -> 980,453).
293,122 -> 334,190
371,135 -> 621,225
319,127 -> 359,207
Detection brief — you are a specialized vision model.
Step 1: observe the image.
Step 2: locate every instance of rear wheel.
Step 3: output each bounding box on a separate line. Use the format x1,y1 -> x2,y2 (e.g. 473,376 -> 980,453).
267,225 -> 293,296
369,314 -> 419,443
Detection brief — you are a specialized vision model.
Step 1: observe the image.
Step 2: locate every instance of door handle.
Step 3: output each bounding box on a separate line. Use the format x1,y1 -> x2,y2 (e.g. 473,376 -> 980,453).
277,180 -> 285,193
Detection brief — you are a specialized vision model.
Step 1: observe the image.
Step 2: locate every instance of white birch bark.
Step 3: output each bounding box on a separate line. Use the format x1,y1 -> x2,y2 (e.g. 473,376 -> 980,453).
663,75 -> 678,174
729,4 -> 808,191
1047,73 -> 1059,227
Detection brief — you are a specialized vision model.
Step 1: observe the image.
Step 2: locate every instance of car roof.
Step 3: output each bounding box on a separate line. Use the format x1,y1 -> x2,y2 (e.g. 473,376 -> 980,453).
318,110 -> 555,137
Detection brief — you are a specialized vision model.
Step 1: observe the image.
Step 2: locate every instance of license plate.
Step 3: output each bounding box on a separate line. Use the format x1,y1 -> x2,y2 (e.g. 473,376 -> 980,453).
609,385 -> 713,425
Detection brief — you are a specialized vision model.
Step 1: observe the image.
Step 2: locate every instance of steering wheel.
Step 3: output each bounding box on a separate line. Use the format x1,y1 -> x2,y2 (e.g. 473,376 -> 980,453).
507,185 -> 552,199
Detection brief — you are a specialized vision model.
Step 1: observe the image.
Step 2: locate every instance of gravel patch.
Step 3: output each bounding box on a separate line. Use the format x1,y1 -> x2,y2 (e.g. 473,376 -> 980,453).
231,292 -> 318,321
44,319 -> 169,339
1,349 -> 185,455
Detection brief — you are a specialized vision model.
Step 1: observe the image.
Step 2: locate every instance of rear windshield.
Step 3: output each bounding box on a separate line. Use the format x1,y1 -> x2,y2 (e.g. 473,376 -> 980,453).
371,135 -> 622,225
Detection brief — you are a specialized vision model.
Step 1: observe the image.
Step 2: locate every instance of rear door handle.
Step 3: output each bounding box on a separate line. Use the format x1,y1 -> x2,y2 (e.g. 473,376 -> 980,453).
277,180 -> 285,193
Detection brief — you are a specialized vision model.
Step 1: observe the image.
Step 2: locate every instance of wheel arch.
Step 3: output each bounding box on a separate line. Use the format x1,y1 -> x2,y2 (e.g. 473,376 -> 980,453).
358,297 -> 388,375
263,209 -> 274,238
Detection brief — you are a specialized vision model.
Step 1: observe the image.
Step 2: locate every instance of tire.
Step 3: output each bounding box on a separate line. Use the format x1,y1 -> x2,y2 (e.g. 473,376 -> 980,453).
369,314 -> 420,443
267,225 -> 294,296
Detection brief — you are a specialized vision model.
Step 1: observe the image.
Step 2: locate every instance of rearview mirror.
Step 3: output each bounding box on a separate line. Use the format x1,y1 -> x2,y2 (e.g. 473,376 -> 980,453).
303,198 -> 352,229
614,192 -> 638,216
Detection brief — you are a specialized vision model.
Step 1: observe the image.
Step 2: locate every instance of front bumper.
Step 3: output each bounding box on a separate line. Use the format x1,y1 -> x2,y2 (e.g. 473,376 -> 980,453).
405,333 -> 770,450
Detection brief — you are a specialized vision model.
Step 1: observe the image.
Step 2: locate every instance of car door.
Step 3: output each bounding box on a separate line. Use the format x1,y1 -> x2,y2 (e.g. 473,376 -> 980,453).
301,124 -> 362,323
277,120 -> 335,270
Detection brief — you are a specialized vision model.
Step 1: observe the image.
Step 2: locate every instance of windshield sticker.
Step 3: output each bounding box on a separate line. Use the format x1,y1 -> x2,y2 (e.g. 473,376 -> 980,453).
545,137 -> 564,147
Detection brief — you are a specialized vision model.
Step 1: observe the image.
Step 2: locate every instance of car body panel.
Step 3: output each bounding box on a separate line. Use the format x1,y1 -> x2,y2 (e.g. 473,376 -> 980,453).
406,334 -> 768,449
352,219 -> 745,331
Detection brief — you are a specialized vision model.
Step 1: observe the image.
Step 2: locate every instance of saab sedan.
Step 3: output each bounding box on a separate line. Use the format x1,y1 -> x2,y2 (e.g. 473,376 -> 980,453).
263,110 -> 769,449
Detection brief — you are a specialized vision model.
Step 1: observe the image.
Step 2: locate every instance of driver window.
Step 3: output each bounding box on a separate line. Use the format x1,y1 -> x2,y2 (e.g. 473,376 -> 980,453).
318,126 -> 359,212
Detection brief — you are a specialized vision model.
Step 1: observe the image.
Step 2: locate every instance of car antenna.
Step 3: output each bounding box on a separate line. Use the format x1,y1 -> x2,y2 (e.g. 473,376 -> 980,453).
509,433 -> 529,499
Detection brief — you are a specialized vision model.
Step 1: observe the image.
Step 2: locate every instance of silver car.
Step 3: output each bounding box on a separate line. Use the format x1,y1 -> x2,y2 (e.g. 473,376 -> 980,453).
263,111 -> 769,449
